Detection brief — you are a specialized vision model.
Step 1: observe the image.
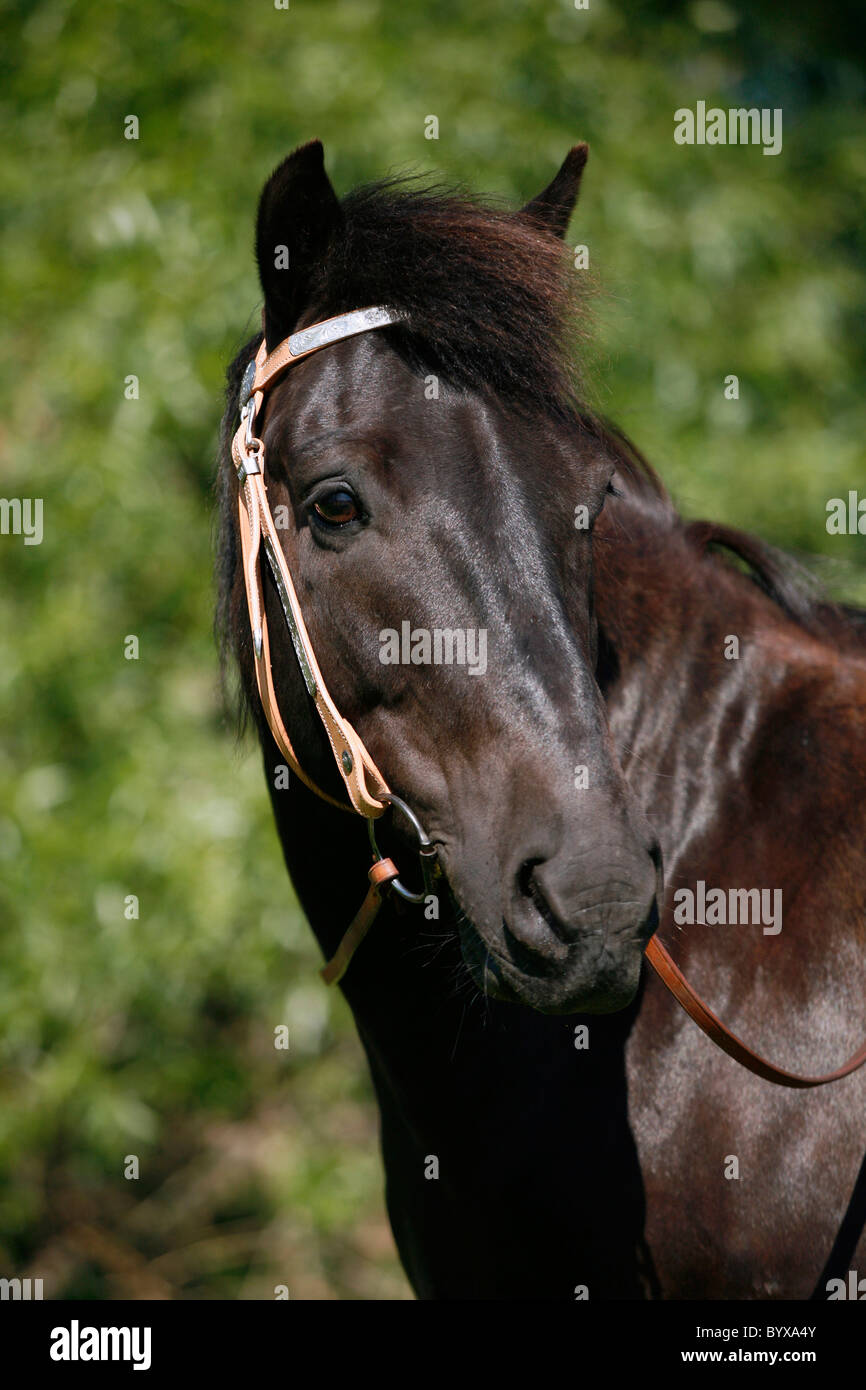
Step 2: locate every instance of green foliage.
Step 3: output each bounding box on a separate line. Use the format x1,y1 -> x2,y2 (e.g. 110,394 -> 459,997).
0,0 -> 863,1298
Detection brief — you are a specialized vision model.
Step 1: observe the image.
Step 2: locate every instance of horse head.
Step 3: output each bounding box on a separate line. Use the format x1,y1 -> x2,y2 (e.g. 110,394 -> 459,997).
222,140 -> 662,1014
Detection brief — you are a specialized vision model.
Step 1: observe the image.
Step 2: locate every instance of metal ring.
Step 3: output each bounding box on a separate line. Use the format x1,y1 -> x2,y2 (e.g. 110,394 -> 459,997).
367,793 -> 437,904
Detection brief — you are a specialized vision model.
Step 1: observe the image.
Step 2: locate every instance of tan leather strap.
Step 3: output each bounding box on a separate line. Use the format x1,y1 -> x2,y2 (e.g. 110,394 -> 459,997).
252,307 -> 401,397
231,306 -> 412,985
320,858 -> 401,985
235,475 -> 350,811
233,329 -> 398,817
646,935 -> 866,1088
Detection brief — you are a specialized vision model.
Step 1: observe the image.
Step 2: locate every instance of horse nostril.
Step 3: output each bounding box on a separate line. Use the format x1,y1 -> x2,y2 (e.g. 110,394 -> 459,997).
517,858 -> 544,900
516,858 -> 571,944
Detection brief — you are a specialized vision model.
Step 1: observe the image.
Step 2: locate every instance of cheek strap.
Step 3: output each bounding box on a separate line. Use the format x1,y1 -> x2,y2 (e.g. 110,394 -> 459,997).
231,312 -> 435,986
233,330 -> 398,818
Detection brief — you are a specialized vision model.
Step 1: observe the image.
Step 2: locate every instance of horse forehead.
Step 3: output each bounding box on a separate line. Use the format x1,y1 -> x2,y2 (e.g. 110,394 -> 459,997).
271,336 -> 508,461
282,333 -> 418,421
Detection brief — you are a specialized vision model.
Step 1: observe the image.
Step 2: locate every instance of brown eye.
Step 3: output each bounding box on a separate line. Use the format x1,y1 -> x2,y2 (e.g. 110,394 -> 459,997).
312,489 -> 359,527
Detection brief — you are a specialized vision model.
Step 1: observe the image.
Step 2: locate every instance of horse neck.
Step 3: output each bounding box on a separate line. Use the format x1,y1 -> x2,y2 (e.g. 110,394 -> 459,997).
592,493 -> 784,862
594,497 -> 750,845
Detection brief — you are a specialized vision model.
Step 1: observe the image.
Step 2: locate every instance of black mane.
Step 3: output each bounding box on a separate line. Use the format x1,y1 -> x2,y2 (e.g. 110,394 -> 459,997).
300,175 -> 592,415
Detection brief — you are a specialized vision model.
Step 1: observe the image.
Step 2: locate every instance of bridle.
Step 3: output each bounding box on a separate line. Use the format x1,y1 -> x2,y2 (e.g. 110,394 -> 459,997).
231,304 -> 866,1089
232,306 -> 438,986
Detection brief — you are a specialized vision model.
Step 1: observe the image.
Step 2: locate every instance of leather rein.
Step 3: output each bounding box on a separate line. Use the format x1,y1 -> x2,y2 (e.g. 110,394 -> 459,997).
231,304 -> 866,1090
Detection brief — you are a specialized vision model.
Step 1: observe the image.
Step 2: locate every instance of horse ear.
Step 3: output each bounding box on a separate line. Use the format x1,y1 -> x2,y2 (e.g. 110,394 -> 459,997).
256,140 -> 343,348
520,144 -> 588,239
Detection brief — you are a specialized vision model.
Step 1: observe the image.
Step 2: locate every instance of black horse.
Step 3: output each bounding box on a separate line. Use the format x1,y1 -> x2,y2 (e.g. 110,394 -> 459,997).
217,141 -> 866,1298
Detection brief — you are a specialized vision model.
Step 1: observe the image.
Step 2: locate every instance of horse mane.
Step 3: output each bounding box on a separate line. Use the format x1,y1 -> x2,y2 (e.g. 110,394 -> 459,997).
594,423 -> 865,648
301,174 -> 595,417
687,521 -> 866,650
216,175 -> 865,676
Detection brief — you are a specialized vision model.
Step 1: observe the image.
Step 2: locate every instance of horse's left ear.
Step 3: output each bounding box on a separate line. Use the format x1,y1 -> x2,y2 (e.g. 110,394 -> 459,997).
519,144 -> 588,239
256,139 -> 344,349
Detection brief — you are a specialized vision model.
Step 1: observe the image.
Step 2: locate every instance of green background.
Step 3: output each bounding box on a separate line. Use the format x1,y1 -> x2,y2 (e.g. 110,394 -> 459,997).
1,0 -> 863,1299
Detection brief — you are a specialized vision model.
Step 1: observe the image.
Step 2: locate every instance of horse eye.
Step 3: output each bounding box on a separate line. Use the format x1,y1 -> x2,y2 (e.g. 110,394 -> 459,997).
312,490 -> 360,527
